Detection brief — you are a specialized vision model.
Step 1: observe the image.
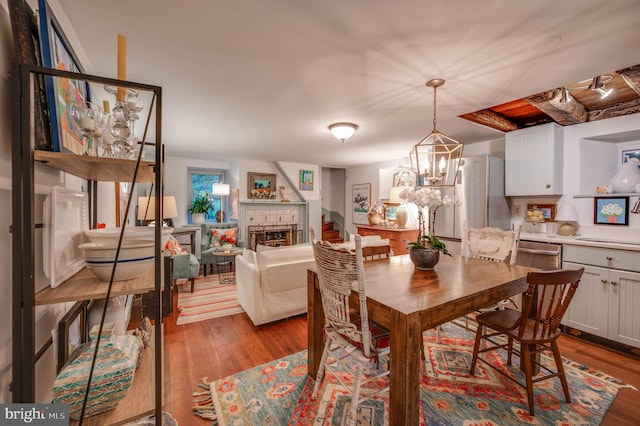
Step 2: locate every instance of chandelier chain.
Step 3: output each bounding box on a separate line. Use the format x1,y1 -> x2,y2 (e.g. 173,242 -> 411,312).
432,85 -> 438,132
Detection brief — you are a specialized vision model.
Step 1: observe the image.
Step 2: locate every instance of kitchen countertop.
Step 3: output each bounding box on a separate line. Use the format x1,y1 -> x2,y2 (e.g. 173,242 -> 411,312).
520,231 -> 640,252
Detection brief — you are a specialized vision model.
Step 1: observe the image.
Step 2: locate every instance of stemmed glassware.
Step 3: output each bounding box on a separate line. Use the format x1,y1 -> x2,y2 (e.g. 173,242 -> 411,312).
103,85 -> 145,159
71,101 -> 105,156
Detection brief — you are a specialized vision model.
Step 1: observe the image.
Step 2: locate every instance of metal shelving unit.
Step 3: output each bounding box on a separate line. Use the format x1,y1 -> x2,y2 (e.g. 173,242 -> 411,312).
11,63 -> 164,425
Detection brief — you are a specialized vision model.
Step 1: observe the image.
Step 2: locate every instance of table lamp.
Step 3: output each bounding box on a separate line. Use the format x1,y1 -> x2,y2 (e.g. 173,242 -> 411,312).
555,204 -> 579,236
211,183 -> 230,223
389,186 -> 408,228
138,195 -> 178,227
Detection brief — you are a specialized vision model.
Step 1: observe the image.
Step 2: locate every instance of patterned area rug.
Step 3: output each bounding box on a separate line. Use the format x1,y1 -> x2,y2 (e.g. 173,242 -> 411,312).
193,322 -> 635,425
176,275 -> 244,325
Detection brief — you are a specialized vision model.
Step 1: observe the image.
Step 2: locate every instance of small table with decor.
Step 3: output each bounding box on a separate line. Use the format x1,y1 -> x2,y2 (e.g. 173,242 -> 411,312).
212,249 -> 243,284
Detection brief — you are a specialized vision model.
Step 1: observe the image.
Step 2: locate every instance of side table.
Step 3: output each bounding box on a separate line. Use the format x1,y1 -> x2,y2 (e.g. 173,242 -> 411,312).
212,250 -> 243,284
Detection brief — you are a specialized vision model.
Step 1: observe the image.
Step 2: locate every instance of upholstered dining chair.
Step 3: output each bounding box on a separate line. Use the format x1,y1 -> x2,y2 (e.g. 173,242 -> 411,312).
311,234 -> 391,426
463,223 -> 522,304
469,267 -> 584,416
434,223 -> 522,342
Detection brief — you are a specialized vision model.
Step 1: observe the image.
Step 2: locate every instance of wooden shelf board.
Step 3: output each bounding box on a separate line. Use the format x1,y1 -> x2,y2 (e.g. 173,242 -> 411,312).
70,329 -> 157,426
34,151 -> 156,183
35,267 -> 155,305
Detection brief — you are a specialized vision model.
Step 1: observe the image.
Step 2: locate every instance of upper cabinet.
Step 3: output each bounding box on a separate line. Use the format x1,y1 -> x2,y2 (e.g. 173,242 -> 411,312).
505,123 -> 564,196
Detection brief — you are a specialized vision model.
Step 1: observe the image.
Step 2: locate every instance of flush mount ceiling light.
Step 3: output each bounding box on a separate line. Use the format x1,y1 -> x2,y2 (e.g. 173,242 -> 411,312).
409,78 -> 463,188
328,122 -> 358,143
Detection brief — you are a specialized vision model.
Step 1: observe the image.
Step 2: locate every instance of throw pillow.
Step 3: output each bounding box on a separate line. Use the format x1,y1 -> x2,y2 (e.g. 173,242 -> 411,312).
242,248 -> 257,265
165,235 -> 187,255
210,227 -> 238,248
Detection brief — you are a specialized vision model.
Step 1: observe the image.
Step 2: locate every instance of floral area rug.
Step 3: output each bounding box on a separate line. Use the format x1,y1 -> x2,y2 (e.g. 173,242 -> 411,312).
176,275 -> 244,325
193,322 -> 635,425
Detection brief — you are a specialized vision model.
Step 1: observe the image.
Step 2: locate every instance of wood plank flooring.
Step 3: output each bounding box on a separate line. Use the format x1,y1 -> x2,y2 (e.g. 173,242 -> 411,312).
162,304 -> 640,425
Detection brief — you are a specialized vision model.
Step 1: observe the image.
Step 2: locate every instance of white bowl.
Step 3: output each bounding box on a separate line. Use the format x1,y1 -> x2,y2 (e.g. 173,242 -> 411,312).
85,226 -> 173,246
79,240 -> 155,282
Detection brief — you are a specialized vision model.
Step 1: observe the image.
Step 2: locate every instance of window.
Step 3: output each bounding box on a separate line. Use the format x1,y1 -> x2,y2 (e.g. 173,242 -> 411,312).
189,169 -> 224,223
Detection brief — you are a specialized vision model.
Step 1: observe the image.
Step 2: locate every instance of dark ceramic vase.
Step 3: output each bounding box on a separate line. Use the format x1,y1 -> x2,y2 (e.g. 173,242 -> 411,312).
409,246 -> 440,270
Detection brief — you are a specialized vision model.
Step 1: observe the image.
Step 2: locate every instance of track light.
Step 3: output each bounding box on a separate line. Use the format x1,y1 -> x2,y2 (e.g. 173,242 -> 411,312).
589,76 -> 613,99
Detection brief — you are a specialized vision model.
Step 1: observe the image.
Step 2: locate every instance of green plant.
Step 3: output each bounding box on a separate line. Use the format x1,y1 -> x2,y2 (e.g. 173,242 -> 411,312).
188,195 -> 214,214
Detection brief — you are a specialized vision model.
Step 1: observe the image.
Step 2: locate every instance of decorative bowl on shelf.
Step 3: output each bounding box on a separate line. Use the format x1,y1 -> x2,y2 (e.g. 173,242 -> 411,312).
79,240 -> 155,282
85,226 -> 173,246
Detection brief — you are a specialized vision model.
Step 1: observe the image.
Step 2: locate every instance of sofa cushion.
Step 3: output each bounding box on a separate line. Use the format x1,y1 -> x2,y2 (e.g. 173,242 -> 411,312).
241,248 -> 257,265
209,227 -> 238,248
256,244 -> 313,269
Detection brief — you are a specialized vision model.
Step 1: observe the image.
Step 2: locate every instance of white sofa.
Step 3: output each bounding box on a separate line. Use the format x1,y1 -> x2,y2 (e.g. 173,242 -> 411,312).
235,235 -> 391,326
236,244 -> 315,326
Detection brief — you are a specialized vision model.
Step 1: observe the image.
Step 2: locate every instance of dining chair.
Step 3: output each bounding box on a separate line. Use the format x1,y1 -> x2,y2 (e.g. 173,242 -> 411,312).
433,223 -> 522,343
461,223 -> 522,308
469,267 -> 584,415
311,234 -> 391,426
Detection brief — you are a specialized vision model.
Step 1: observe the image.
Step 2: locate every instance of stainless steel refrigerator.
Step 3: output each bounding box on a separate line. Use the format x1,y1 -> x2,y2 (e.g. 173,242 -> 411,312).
434,155 -> 511,239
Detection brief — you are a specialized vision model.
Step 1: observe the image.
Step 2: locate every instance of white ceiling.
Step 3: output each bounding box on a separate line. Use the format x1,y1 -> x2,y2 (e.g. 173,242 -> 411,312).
55,0 -> 640,167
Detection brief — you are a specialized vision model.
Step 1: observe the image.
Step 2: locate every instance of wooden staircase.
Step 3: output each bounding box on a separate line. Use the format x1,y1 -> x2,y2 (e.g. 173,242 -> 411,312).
322,215 -> 344,243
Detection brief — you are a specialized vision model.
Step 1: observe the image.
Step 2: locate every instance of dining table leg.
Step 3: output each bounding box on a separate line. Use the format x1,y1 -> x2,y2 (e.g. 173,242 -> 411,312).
389,310 -> 422,425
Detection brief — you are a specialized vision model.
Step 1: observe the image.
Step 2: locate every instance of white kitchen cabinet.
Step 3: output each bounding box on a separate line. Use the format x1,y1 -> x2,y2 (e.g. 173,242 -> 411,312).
562,245 -> 640,348
505,122 -> 563,196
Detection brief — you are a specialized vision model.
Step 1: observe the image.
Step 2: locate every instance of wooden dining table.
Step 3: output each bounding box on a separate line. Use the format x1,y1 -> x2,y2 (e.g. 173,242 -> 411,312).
307,253 -> 536,425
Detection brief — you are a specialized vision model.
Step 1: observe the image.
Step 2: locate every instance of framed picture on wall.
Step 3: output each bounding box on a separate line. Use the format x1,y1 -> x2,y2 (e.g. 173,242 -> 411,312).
38,0 -> 90,154
299,170 -> 313,190
248,172 -> 277,199
594,196 -> 629,225
385,203 -> 399,222
352,183 -> 371,225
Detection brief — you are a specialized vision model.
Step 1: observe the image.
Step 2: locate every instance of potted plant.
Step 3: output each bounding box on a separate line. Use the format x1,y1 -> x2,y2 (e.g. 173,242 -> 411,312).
188,195 -> 214,224
399,187 -> 461,270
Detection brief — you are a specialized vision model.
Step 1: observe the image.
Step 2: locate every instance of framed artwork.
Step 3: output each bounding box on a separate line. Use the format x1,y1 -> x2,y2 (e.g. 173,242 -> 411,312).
8,0 -> 53,150
622,148 -> 640,166
385,203 -> 399,222
392,170 -> 415,187
352,183 -> 371,225
56,300 -> 89,372
299,170 -> 314,191
38,0 -> 90,154
526,203 -> 556,222
594,197 -> 629,225
248,172 -> 277,199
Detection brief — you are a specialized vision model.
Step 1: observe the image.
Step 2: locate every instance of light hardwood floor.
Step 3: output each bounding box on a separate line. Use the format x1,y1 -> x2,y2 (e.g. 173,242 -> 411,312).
162,299 -> 640,425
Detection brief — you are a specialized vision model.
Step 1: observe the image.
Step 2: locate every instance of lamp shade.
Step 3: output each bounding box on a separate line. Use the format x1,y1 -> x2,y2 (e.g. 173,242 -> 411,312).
138,196 -> 178,221
555,204 -> 579,222
389,186 -> 405,203
211,183 -> 230,196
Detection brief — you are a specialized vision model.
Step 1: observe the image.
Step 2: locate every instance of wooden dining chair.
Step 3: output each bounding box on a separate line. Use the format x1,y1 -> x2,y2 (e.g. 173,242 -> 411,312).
311,234 -> 391,426
469,267 -> 584,415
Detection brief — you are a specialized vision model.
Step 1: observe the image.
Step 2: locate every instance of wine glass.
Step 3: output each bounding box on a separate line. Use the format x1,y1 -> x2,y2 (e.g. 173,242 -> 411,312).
70,101 -> 104,156
127,97 -> 144,121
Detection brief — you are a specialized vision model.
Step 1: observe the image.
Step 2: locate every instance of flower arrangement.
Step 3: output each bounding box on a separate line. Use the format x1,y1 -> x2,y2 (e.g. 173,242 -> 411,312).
399,187 -> 461,256
219,234 -> 236,245
365,199 -> 386,215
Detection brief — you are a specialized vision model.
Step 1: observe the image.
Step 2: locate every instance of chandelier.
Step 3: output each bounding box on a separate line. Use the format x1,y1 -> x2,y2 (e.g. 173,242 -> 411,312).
409,79 -> 463,188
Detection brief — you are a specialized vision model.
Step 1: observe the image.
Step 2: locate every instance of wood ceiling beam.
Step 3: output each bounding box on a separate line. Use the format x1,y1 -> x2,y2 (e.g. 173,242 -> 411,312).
525,90 -> 588,125
588,98 -> 640,121
458,110 -> 519,132
616,65 -> 640,96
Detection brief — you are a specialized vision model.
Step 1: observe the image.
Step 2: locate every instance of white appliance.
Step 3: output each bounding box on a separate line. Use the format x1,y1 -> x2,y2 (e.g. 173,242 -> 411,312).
435,155 -> 511,239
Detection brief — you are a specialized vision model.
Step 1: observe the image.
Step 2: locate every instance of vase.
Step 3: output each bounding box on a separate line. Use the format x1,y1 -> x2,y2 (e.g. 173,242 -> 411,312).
222,244 -> 232,252
395,205 -> 408,228
192,212 -> 205,224
368,213 -> 382,226
409,246 -> 440,270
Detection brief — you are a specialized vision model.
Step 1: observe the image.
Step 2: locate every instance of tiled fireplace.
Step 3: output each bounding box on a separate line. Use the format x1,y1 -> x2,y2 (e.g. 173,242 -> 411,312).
239,201 -> 308,248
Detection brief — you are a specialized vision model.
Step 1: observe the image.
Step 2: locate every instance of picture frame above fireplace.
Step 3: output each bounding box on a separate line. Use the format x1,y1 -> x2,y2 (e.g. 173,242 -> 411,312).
248,172 -> 277,199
